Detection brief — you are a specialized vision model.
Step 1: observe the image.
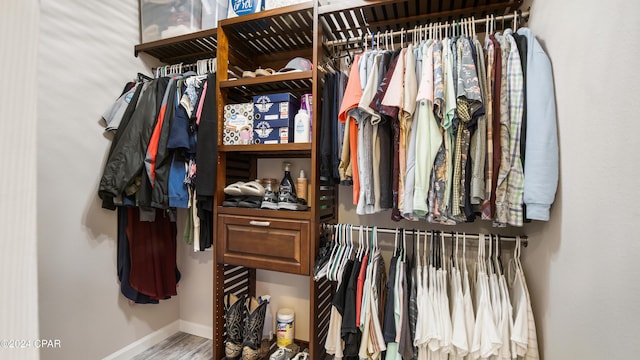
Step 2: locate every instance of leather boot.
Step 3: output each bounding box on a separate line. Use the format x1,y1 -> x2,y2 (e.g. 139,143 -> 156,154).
225,293 -> 246,360
241,297 -> 269,360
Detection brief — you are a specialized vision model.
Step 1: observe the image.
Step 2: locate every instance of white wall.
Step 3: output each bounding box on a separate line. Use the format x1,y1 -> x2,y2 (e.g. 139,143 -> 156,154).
522,0 -> 640,358
0,1 -> 40,359
176,217 -> 214,336
37,1 -> 180,359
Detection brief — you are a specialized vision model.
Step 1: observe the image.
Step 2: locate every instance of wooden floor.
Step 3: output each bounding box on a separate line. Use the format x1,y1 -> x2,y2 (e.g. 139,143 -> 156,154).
133,332 -> 213,360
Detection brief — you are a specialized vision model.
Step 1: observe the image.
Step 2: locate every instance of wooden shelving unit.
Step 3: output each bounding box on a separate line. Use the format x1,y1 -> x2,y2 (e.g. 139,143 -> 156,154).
131,1 -> 527,358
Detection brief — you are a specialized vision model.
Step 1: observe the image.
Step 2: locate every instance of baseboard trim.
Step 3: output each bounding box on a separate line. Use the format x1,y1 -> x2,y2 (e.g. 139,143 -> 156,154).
102,320 -> 180,360
179,320 -> 213,340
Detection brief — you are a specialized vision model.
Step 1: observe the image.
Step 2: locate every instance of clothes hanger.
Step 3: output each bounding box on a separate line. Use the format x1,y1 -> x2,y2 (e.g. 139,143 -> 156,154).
472,16 -> 477,39
462,232 -> 468,280
327,224 -> 340,281
487,234 -> 495,275
333,224 -> 346,281
393,227 -> 399,257
454,232 -> 460,271
449,232 -> 455,270
440,231 -> 446,272
137,72 -> 152,82
513,10 -> 518,30
494,234 -> 503,277
411,229 -> 416,264
355,225 -> 363,261
416,230 -> 422,274
325,225 -> 339,281
402,229 -> 407,263
337,224 -> 351,280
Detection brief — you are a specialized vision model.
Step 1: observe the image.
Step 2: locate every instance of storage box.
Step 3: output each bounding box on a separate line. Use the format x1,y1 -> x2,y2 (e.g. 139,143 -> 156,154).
202,0 -> 228,29
140,0 -> 203,43
265,0 -> 307,10
223,103 -> 254,145
253,93 -> 299,144
227,0 -> 265,18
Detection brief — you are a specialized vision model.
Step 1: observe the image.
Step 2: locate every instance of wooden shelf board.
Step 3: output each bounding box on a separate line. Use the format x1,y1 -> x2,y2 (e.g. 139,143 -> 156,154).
217,206 -> 312,220
220,71 -> 313,88
219,142 -> 312,155
220,2 -> 314,27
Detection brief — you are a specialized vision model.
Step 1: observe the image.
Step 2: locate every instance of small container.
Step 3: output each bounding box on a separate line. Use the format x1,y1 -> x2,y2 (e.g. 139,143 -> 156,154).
276,308 -> 295,347
295,170 -> 308,202
280,162 -> 296,197
262,178 -> 278,193
293,109 -> 310,143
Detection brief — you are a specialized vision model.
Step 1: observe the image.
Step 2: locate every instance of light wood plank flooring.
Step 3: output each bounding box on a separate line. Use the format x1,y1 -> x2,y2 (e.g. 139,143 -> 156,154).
133,332 -> 213,360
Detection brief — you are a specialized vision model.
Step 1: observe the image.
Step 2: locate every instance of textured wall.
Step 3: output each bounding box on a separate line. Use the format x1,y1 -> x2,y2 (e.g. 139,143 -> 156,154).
0,0 -> 40,359
522,0 -> 640,358
37,1 -> 179,359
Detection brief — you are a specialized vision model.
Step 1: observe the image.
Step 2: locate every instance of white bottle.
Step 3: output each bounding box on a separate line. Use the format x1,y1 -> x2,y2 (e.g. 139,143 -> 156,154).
293,109 -> 310,143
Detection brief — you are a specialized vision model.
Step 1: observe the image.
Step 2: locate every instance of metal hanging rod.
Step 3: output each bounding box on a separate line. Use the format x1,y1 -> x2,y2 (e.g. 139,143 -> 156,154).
324,10 -> 530,48
327,224 -> 528,247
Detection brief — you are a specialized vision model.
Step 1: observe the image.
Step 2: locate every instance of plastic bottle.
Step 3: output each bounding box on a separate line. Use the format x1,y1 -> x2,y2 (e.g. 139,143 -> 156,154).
295,170 -> 308,202
280,162 -> 297,197
261,295 -> 274,341
293,109 -> 310,143
276,308 -> 295,347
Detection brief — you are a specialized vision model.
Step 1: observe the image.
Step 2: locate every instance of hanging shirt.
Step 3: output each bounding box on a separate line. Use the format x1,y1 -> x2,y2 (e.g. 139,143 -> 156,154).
339,54 -> 363,203
442,37 -> 458,223
493,32 -> 512,227
470,37 -> 488,208
428,40 -> 456,225
504,31 -> 526,227
517,27 -> 559,222
381,48 -> 408,219
452,37 -> 483,222
489,35 -> 503,220
413,41 -> 441,218
482,36 -> 497,220
355,52 -> 383,215
400,46 -> 418,216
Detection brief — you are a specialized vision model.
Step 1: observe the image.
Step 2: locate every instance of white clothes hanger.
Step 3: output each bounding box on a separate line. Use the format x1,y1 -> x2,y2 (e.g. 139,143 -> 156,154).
402,229 -> 407,262
356,225 -> 363,260
494,235 -> 502,276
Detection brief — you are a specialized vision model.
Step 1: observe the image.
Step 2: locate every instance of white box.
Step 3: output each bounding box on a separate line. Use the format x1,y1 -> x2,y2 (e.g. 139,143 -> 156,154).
223,103 -> 254,145
140,0 -> 202,43
202,0 -> 228,29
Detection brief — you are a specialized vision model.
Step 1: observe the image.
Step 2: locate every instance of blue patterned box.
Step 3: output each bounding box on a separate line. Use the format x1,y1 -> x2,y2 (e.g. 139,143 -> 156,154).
252,93 -> 299,144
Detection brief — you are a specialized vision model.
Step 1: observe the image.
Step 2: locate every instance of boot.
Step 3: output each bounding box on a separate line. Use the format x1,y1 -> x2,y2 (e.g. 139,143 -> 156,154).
225,293 -> 246,360
241,297 -> 269,360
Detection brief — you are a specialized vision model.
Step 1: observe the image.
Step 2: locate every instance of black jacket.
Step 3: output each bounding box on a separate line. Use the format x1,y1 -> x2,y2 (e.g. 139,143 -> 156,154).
99,79 -> 165,207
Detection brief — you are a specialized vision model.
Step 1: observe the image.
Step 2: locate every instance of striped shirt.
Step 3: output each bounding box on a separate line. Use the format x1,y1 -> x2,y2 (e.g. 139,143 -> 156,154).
505,31 -> 525,227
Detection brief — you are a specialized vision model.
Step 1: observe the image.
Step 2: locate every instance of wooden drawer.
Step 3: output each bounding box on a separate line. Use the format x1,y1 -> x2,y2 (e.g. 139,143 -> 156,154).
217,214 -> 310,275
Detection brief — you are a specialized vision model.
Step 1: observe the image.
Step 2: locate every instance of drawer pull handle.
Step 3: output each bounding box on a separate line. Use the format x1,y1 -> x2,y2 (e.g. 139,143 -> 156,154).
249,220 -> 271,227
